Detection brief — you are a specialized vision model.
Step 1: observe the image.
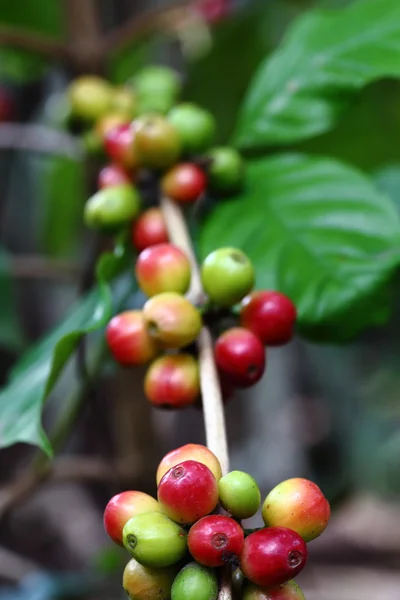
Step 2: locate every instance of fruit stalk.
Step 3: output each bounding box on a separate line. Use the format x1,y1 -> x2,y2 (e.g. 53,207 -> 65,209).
160,195 -> 229,477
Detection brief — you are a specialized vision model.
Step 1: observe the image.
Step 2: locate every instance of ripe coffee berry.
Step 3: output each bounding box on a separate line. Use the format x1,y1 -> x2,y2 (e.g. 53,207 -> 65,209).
103,491 -> 162,545
143,292 -> 202,348
145,354 -> 200,409
135,243 -> 191,297
84,184 -> 141,231
242,580 -> 306,600
104,122 -> 139,169
134,114 -> 181,169
106,311 -> 159,365
207,146 -> 244,193
218,470 -> 261,519
123,558 -> 177,600
123,512 -> 187,567
158,460 -> 218,524
215,327 -> 266,388
240,527 -> 308,588
161,163 -> 207,204
262,478 -> 330,542
168,103 -> 215,154
201,248 -> 255,307
188,515 -> 244,567
156,444 -> 222,484
98,164 -> 131,189
171,562 -> 218,600
132,208 -> 169,251
240,291 -> 297,346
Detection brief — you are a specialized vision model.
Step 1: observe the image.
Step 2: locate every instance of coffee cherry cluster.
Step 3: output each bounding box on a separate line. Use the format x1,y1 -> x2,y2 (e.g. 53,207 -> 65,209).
69,64 -> 296,409
103,443 -> 330,600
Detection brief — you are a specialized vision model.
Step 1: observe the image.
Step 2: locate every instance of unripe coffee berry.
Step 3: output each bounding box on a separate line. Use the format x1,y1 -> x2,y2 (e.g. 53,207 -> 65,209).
143,292 -> 202,348
240,527 -> 307,588
134,115 -> 181,169
68,75 -> 112,121
106,311 -> 159,365
215,327 -> 265,388
201,248 -> 255,307
156,444 -> 222,484
84,184 -> 141,231
207,147 -> 244,193
218,470 -> 261,519
242,581 -> 306,600
111,86 -> 137,119
168,103 -> 215,154
188,515 -> 244,567
123,558 -> 177,600
123,512 -> 187,567
241,291 -> 297,346
135,243 -> 191,297
161,163 -> 207,204
104,122 -> 139,169
98,164 -> 132,189
132,208 -> 169,251
262,478 -> 330,542
133,66 -> 182,108
104,491 -> 162,545
158,460 -> 219,524
145,354 -> 200,409
171,562 -> 218,600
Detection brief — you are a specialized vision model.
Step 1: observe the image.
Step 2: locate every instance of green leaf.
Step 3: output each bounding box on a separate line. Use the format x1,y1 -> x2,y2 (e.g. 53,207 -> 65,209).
199,154 -> 400,340
36,155 -> 85,258
0,248 -> 25,351
373,164 -> 400,211
234,0 -> 400,150
0,245 -> 132,455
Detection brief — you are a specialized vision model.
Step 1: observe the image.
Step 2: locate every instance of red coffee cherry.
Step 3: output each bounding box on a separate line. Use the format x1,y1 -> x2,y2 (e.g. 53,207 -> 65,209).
161,163 -> 207,204
98,163 -> 132,189
104,122 -> 139,169
240,291 -> 297,346
240,527 -> 308,588
188,515 -> 244,567
103,491 -> 162,545
262,478 -> 330,542
145,354 -> 200,409
158,460 -> 219,524
132,208 -> 169,251
156,444 -> 222,485
106,310 -> 159,365
135,243 -> 191,297
214,327 -> 266,388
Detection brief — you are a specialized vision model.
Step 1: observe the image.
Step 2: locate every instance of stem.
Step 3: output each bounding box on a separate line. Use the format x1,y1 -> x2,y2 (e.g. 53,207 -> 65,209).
160,196 -> 229,475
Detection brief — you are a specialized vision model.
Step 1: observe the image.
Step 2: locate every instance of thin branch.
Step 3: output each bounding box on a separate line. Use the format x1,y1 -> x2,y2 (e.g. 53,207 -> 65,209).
0,123 -> 84,159
62,0 -> 104,73
160,196 -> 229,476
0,25 -> 67,60
11,256 -> 80,281
103,0 -> 193,56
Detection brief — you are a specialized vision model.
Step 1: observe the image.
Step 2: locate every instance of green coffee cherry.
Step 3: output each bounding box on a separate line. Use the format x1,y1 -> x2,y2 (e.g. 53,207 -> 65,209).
219,471 -> 261,519
171,562 -> 218,600
122,512 -> 187,568
136,92 -> 177,116
84,184 -> 141,231
82,129 -> 104,156
208,147 -> 244,193
134,115 -> 182,169
242,581 -> 306,600
132,66 -> 182,101
201,248 -> 255,307
68,76 -> 113,121
123,558 -> 177,600
168,103 -> 215,154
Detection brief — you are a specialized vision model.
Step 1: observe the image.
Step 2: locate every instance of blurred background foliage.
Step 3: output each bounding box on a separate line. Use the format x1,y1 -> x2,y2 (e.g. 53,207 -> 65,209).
1,1 -> 400,599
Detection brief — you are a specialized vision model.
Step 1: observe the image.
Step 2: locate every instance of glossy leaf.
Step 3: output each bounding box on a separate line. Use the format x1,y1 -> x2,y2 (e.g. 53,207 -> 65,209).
199,154 -> 400,339
0,245 -> 132,455
234,0 -> 400,149
373,165 -> 400,211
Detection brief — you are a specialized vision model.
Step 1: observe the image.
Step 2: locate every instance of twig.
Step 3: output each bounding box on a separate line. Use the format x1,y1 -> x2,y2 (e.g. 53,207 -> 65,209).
103,0 -> 193,56
160,196 -> 230,475
62,0 -> 104,73
11,255 -> 80,281
0,26 -> 67,60
0,123 -> 84,158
